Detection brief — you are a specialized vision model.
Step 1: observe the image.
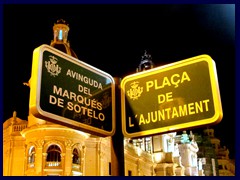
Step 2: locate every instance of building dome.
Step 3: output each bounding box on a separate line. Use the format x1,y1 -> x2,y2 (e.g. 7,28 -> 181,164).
50,19 -> 78,59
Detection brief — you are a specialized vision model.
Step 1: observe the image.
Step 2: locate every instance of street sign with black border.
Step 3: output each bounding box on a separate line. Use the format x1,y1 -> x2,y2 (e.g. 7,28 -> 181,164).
121,54 -> 223,138
29,44 -> 115,137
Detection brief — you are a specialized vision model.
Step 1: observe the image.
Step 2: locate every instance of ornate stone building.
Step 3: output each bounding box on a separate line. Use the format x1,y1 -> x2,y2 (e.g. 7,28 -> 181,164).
3,112 -> 235,176
3,111 -> 111,176
1,112 -> 185,176
200,129 -> 235,176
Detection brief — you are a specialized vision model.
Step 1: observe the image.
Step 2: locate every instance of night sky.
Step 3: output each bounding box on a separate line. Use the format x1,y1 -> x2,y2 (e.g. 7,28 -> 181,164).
2,3 -> 237,160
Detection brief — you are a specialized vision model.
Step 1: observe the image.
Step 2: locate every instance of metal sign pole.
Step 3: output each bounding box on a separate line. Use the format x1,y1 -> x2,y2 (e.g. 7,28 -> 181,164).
111,77 -> 125,176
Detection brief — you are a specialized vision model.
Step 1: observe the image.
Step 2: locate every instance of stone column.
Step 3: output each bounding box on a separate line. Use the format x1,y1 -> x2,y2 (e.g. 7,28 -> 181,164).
81,145 -> 86,176
64,140 -> 73,176
35,139 -> 44,176
61,153 -> 66,175
41,153 -> 47,176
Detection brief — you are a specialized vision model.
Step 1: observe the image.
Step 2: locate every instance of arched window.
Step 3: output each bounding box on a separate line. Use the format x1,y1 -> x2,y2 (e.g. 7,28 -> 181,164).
28,146 -> 35,165
46,144 -> 61,167
72,148 -> 80,164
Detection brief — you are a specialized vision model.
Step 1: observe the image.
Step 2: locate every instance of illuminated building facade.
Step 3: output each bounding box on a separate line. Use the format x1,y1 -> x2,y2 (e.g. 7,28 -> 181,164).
195,129 -> 235,176
3,111 -> 235,176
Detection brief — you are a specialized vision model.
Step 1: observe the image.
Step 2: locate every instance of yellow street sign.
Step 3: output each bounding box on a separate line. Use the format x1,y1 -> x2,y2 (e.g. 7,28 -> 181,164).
121,54 -> 223,138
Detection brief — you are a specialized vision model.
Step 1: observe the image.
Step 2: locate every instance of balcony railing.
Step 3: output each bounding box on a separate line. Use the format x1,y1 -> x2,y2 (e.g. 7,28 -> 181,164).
28,163 -> 35,168
12,124 -> 27,132
46,161 -> 61,167
72,163 -> 81,170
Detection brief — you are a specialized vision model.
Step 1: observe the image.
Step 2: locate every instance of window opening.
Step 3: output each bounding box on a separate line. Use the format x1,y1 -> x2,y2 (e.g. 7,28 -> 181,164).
28,146 -> 35,168
72,148 -> 80,164
46,144 -> 61,167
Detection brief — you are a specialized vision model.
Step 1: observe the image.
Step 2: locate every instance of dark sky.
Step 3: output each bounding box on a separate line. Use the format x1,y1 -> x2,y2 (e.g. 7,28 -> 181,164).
2,3 -> 236,159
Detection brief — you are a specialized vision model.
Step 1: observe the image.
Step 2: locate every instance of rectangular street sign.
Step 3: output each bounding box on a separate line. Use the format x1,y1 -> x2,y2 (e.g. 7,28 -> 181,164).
121,54 -> 223,138
29,44 -> 115,137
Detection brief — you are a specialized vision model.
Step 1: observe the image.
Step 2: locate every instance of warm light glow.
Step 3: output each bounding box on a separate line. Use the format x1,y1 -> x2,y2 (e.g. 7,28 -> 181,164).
72,171 -> 82,176
153,153 -> 162,163
21,125 -> 90,139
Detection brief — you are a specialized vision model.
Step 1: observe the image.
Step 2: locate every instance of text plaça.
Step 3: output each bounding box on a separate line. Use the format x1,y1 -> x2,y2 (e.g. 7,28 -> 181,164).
145,71 -> 190,92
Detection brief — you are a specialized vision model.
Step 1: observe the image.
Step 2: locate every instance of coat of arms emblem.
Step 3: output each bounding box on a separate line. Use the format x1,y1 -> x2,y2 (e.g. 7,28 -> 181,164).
45,55 -> 61,76
127,81 -> 143,100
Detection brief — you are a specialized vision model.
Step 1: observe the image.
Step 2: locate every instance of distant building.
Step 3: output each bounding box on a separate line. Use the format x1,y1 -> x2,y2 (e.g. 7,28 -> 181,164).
197,129 -> 235,176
